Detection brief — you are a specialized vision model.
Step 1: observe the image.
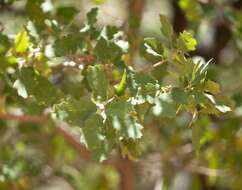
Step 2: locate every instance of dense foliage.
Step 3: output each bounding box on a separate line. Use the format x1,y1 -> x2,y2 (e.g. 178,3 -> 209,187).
0,0 -> 242,189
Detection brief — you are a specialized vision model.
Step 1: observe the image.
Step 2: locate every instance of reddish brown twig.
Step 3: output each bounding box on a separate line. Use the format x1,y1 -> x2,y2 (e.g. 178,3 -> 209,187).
67,54 -> 95,64
0,113 -> 48,124
0,113 -> 91,160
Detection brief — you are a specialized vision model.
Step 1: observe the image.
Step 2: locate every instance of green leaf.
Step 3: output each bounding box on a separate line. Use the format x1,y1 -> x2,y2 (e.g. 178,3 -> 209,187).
105,26 -> 119,40
0,33 -> 11,54
120,139 -> 141,160
177,31 -> 197,52
18,67 -> 58,105
54,34 -> 83,56
81,113 -> 116,161
87,7 -> 98,26
86,64 -> 108,102
171,88 -> 189,104
26,0 -> 47,24
94,37 -> 122,61
105,99 -> 143,140
152,93 -> 176,118
53,97 -> 96,126
204,80 -> 220,95
81,114 -> 104,151
160,15 -> 173,40
106,100 -> 133,118
188,58 -> 211,85
108,115 -> 143,140
122,116 -> 143,139
15,31 -> 30,53
56,6 -> 80,23
131,72 -> 156,85
151,63 -> 168,82
94,37 -> 109,60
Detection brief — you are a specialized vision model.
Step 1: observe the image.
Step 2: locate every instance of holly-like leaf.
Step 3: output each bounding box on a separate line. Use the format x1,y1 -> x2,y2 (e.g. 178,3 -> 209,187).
54,34 -> 83,56
80,113 -> 118,161
56,6 -> 80,23
53,97 -> 96,126
152,93 -> 177,118
87,7 -> 98,26
94,37 -> 122,61
106,100 -> 143,139
82,116 -> 102,145
86,64 -> 108,102
18,67 -> 58,105
106,100 -> 133,118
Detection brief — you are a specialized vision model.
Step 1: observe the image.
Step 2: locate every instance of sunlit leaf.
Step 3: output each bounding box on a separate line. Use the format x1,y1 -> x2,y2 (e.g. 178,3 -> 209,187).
15,31 -> 30,53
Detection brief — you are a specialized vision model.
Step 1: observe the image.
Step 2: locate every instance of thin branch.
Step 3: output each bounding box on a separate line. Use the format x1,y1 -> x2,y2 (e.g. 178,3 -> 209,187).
67,54 -> 95,64
0,113 -> 48,124
0,113 -> 91,160
55,125 -> 91,161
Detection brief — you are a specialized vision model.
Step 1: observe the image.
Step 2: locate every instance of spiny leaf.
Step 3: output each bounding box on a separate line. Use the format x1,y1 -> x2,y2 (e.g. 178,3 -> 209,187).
81,114 -> 104,151
54,34 -> 83,56
81,114 -> 107,161
53,97 -> 97,126
94,37 -> 122,61
87,7 -> 98,26
152,92 -> 177,118
106,100 -> 133,118
56,6 -> 80,23
18,67 -> 58,105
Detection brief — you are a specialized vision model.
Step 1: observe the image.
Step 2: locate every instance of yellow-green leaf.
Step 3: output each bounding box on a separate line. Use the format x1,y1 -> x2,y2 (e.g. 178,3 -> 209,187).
15,31 -> 30,53
204,80 -> 221,95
